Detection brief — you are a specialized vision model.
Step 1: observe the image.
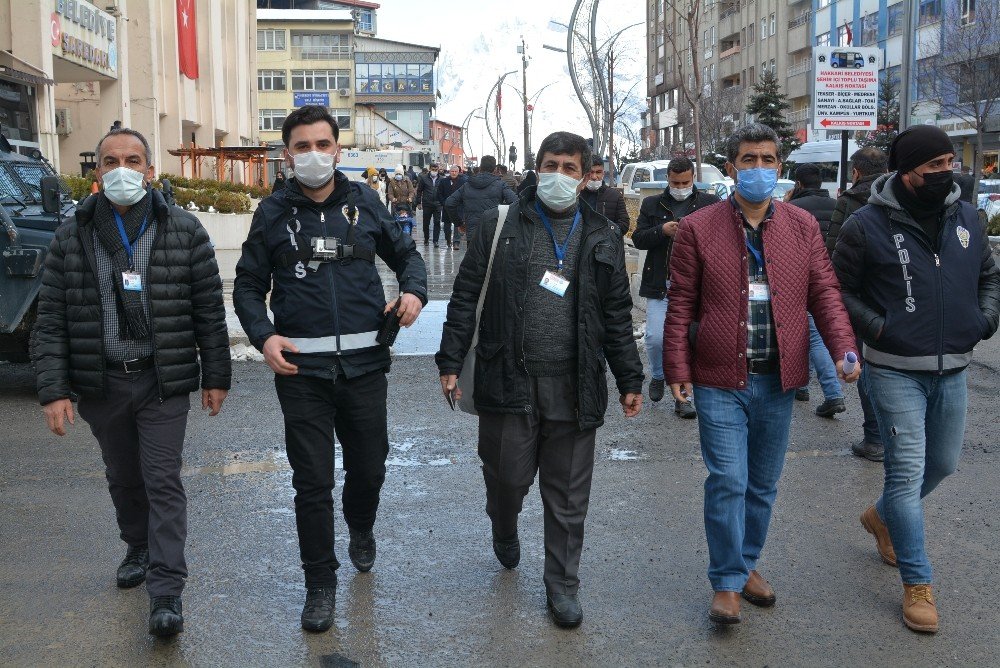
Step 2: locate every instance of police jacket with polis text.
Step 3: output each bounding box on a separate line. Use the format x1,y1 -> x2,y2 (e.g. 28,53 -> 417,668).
233,172 -> 428,379
832,173 -> 1000,373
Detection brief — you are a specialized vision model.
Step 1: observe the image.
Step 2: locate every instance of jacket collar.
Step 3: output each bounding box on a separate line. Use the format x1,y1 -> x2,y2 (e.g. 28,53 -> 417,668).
790,187 -> 830,200
76,187 -> 171,228
281,170 -> 351,207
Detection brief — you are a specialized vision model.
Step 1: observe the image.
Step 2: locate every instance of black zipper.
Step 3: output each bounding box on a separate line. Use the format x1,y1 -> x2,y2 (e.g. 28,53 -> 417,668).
146,218 -> 166,400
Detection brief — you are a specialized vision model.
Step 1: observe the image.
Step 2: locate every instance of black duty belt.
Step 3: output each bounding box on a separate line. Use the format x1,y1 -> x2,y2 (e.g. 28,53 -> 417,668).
106,357 -> 155,373
747,358 -> 780,375
276,243 -> 375,269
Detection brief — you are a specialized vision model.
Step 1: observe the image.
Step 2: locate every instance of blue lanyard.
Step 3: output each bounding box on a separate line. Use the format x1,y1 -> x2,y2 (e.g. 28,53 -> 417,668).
534,203 -> 582,273
113,209 -> 149,268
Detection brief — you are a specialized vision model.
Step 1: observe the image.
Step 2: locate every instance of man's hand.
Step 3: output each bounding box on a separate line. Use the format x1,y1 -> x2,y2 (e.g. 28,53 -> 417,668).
661,220 -> 680,237
836,359 -> 861,384
386,293 -> 423,327
671,382 -> 694,404
440,374 -> 461,401
201,388 -> 228,416
43,398 -> 75,436
620,393 -> 642,417
263,335 -> 300,375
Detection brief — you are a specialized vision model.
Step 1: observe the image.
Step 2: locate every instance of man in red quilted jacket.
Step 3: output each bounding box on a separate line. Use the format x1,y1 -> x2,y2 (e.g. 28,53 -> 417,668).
663,123 -> 859,625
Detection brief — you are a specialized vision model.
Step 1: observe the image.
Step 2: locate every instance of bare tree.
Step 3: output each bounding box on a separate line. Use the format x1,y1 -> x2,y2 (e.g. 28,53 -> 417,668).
698,82 -> 746,164
664,0 -> 705,180
917,1 -> 1000,196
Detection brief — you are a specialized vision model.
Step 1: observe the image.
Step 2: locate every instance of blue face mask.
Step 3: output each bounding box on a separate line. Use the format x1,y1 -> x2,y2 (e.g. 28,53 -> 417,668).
735,168 -> 778,203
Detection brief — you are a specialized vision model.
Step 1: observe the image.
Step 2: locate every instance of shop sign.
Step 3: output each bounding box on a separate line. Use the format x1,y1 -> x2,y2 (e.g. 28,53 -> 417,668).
52,0 -> 118,77
293,91 -> 330,107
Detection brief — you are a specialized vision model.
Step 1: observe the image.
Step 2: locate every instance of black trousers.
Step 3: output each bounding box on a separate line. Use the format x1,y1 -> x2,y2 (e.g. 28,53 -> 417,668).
422,204 -> 443,243
78,368 -> 190,597
477,376 -> 597,595
275,370 -> 389,588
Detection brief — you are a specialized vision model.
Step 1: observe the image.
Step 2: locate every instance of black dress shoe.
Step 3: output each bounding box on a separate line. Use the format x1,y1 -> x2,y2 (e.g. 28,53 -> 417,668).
852,440 -> 885,462
117,545 -> 149,589
547,592 -> 583,628
348,528 -> 376,572
795,388 -> 810,402
649,378 -> 665,402
815,397 -> 846,418
675,399 -> 697,419
301,587 -> 336,632
148,595 -> 183,637
492,535 -> 520,569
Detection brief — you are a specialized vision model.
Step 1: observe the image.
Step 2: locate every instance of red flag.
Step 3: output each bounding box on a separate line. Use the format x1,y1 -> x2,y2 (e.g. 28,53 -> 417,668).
177,0 -> 199,79
496,87 -> 502,111
844,20 -> 853,46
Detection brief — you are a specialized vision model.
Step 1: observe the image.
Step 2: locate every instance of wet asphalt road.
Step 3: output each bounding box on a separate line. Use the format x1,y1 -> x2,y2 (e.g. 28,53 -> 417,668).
3,239 -> 1000,666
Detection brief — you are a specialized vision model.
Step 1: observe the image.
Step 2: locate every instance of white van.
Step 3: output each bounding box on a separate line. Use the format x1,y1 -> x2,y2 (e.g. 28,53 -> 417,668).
784,140 -> 860,197
618,160 -> 725,196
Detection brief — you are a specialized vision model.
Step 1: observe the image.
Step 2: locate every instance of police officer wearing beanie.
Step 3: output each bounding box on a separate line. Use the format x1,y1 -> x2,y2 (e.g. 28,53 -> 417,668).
833,124 -> 1000,634
234,106 -> 428,632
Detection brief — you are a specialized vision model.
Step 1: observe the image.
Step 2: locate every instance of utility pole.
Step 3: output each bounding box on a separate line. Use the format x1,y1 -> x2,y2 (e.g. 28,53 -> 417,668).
520,36 -> 530,171
607,50 -> 615,183
899,0 -> 916,130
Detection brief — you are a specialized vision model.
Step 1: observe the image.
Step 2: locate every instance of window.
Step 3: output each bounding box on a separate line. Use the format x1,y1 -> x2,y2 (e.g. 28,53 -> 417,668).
291,32 -> 351,59
816,31 -> 830,47
329,107 -> 352,130
919,0 -> 941,24
818,0 -> 831,6
291,70 -> 350,91
357,9 -> 375,32
769,59 -> 775,74
710,63 -> 716,82
748,23 -> 754,44
837,24 -> 850,46
916,57 -> 939,100
355,62 -> 434,95
887,3 -> 903,36
761,21 -> 767,40
257,69 -> 286,91
749,66 -> 755,84
961,0 -> 976,25
257,29 -> 285,51
861,14 -> 878,45
258,109 -> 286,131
770,14 -> 776,36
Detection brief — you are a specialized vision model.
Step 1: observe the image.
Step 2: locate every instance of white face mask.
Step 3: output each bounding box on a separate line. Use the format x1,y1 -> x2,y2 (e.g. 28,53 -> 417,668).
291,151 -> 336,189
669,186 -> 693,201
585,179 -> 602,191
394,174 -> 404,181
101,166 -> 147,206
430,170 -> 438,176
536,171 -> 583,211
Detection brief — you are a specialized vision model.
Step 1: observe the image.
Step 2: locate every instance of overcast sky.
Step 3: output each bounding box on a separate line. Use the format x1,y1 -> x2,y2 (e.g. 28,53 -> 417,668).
370,0 -> 645,160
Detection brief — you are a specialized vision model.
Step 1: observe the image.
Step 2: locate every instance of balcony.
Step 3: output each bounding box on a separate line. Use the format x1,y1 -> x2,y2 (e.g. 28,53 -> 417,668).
787,59 -> 813,77
291,46 -> 352,61
788,11 -> 811,29
787,107 -> 810,123
719,44 -> 741,60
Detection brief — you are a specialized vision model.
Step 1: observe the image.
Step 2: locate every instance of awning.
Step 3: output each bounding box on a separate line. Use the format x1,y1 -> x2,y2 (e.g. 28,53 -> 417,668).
0,52 -> 55,86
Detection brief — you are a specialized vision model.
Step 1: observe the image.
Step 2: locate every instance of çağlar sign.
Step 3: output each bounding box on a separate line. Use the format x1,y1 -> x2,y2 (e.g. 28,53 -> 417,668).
812,46 -> 879,131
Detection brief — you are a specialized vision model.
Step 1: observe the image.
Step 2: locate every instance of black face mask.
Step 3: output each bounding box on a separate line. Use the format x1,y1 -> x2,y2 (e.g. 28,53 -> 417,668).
912,170 -> 953,207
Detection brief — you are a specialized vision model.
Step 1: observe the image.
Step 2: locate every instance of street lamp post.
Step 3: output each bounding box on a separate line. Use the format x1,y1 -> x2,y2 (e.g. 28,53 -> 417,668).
519,36 -> 531,171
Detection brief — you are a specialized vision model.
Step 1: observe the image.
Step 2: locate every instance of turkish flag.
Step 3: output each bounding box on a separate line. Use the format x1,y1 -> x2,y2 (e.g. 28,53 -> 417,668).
496,87 -> 502,111
177,0 -> 199,79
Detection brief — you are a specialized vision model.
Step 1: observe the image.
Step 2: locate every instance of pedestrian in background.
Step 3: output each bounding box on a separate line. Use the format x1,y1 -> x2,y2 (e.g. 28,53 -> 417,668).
664,123 -> 858,626
415,162 -> 444,247
272,169 -> 286,193
786,163 -> 846,419
828,147 -> 889,461
437,131 -> 643,628
389,164 -> 415,209
498,164 -> 518,191
580,157 -> 630,237
363,166 -> 386,205
632,156 -> 718,418
378,168 -> 390,208
34,127 -> 231,638
436,164 -> 466,250
833,125 -> 1000,634
444,155 -> 517,248
955,164 -> 975,204
234,106 -> 428,634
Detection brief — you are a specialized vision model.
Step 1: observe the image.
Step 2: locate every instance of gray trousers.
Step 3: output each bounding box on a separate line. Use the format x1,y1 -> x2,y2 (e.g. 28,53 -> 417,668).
478,380 -> 597,595
78,368 -> 190,597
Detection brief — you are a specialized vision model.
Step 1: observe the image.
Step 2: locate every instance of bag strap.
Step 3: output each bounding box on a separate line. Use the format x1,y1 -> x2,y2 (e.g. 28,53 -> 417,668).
469,204 -> 510,350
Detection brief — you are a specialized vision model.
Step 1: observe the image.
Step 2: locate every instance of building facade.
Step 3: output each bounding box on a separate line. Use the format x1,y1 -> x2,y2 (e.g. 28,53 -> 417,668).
0,0 -> 257,176
429,119 -> 464,167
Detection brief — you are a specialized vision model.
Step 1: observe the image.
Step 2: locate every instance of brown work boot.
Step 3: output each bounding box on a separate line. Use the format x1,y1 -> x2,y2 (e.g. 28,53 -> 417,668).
741,570 -> 776,607
709,591 -> 741,625
860,505 -> 897,567
902,584 -> 939,633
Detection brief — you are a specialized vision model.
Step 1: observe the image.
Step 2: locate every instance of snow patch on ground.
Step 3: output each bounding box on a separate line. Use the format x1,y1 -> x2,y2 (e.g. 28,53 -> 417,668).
230,343 -> 264,361
609,449 -> 641,461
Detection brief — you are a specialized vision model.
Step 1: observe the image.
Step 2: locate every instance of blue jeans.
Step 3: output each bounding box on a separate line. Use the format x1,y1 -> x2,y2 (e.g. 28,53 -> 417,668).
644,295 -> 669,381
866,365 -> 968,584
695,374 -> 795,591
801,314 -> 843,400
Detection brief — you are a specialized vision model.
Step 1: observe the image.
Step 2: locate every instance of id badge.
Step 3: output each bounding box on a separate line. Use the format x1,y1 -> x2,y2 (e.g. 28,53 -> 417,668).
748,281 -> 770,302
540,270 -> 570,297
122,271 -> 143,292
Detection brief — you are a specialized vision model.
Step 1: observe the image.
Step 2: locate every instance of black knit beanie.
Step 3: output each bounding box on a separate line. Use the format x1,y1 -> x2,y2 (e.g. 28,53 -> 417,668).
888,125 -> 955,174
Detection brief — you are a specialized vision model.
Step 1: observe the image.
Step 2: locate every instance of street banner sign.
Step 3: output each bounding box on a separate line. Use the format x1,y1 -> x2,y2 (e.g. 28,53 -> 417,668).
812,46 -> 880,131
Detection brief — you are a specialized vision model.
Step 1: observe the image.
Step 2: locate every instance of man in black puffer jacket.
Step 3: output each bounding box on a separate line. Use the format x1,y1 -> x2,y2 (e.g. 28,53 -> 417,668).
828,147 -> 888,257
33,128 -> 230,638
788,163 -> 837,252
444,155 -> 517,246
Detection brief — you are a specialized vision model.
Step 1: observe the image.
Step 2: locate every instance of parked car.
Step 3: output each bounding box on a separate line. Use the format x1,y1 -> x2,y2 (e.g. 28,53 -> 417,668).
619,161 -> 725,196
977,179 -> 1000,224
709,178 -> 796,202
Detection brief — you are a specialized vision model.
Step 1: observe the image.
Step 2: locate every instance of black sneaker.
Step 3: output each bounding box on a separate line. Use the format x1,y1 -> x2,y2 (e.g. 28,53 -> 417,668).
815,397 -> 846,418
148,595 -> 183,637
117,545 -> 149,589
492,534 -> 520,569
795,388 -> 810,402
348,528 -> 376,573
453,243 -> 460,250
301,587 -> 336,632
649,378 -> 665,402
852,440 -> 884,462
675,399 -> 697,419
546,592 -> 583,628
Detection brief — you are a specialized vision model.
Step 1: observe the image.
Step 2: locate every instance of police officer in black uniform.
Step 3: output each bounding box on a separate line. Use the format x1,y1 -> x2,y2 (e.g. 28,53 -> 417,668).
234,106 -> 428,633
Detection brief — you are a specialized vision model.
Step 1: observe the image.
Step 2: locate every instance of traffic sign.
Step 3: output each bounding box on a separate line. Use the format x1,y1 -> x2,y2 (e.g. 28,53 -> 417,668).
812,46 -> 880,132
